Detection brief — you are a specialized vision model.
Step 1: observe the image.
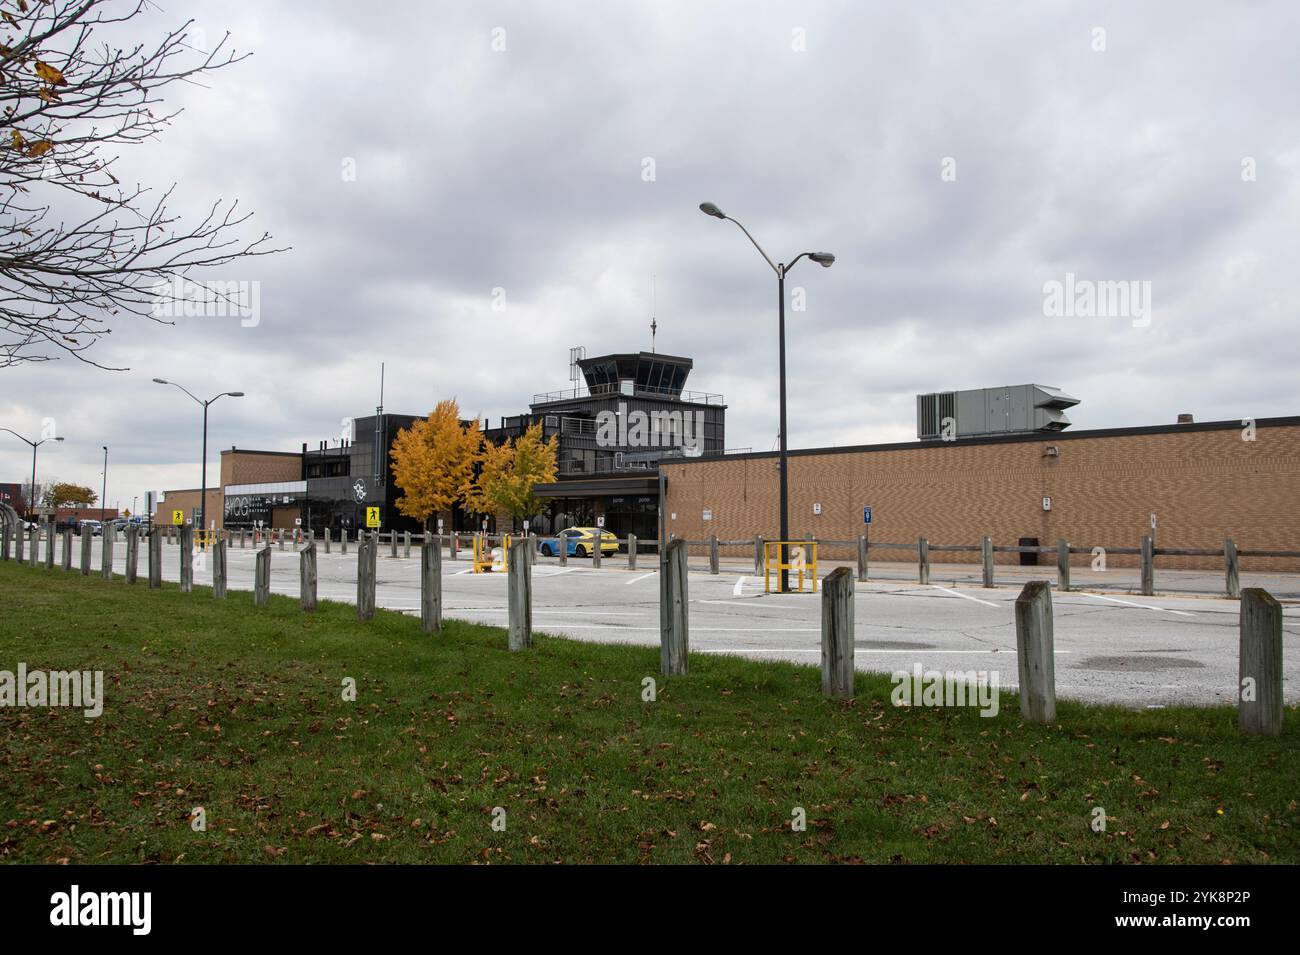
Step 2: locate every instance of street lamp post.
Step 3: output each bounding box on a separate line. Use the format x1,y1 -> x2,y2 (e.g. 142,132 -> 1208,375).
153,379 -> 245,542
1,428 -> 65,522
699,201 -> 834,592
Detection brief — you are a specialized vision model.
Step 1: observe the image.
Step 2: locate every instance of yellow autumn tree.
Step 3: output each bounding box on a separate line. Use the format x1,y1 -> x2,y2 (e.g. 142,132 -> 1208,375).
468,422 -> 558,530
389,399 -> 483,529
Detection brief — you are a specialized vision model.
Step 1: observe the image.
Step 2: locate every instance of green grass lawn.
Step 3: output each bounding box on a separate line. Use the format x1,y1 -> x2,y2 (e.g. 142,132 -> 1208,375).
0,559 -> 1295,864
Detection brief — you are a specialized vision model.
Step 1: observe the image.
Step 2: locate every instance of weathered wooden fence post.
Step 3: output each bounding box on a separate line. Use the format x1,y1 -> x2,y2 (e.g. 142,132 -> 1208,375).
754,535 -> 764,576
254,546 -> 271,606
981,535 -> 994,588
0,517 -> 9,561
300,541 -> 317,612
80,526 -> 92,575
99,526 -> 114,578
125,526 -> 139,583
403,530 -> 411,560
558,535 -> 567,567
240,528 -> 247,549
212,539 -> 227,599
43,524 -> 54,569
356,533 -> 375,621
1014,580 -> 1057,723
179,524 -> 194,593
278,529 -> 285,552
28,527 -> 38,567
821,566 -> 855,699
421,532 -> 441,633
660,537 -> 689,676
1238,588 -> 1282,736
389,530 -> 397,559
449,532 -> 458,561
14,523 -> 23,562
627,534 -> 637,570
340,529 -> 348,556
857,534 -> 869,582
709,534 -> 719,574
1140,535 -> 1154,596
592,534 -> 601,569
1224,538 -> 1240,599
918,537 -> 930,585
507,537 -> 531,650
148,530 -> 162,589
1056,539 -> 1070,592
60,527 -> 72,571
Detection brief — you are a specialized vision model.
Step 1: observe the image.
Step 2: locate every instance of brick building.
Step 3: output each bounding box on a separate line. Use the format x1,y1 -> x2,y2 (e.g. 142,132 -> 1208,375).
153,449 -> 301,531
660,416 -> 1300,571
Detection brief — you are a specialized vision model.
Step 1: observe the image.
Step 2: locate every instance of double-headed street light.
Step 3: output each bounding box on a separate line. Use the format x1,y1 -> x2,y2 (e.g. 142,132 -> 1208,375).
1,428 -> 65,522
153,379 -> 244,540
699,201 -> 835,593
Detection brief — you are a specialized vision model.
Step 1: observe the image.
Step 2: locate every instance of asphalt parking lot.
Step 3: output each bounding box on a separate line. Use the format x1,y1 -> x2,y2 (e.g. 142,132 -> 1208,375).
82,538 -> 1300,709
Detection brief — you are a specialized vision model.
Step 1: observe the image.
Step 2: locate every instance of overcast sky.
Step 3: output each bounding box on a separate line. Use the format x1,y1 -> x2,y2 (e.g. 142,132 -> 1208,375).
3,0 -> 1298,513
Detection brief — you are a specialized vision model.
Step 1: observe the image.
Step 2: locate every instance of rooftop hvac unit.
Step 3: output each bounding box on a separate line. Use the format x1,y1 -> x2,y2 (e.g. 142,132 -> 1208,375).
917,385 -> 1079,440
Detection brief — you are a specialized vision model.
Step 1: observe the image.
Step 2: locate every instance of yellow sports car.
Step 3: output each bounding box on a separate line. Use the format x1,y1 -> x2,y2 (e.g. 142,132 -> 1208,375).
539,526 -> 619,557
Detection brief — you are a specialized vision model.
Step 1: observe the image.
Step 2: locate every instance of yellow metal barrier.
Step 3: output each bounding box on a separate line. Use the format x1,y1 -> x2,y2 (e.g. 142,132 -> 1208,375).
763,540 -> 818,593
472,534 -> 511,573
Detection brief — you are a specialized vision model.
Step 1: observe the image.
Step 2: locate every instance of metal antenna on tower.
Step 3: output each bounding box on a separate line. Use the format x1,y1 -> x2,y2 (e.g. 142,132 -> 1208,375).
650,274 -> 657,353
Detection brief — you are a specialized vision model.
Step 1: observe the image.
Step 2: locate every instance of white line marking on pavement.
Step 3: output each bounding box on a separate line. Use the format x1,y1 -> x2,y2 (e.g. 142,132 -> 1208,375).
1077,592 -> 1196,617
733,575 -> 748,595
449,609 -> 647,616
626,572 -> 657,585
932,585 -> 1000,608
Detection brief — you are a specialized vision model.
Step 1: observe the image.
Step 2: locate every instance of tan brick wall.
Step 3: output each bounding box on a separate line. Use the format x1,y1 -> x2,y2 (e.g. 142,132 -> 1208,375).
152,488 -> 223,530
663,421 -> 1300,571
220,450 -> 302,487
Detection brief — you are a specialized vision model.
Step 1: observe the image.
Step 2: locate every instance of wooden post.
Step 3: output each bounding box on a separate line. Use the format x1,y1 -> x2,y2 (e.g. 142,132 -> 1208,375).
754,535 -> 764,576
449,532 -> 458,561
390,530 -> 397,559
592,534 -> 601,569
918,537 -> 930,585
300,542 -> 317,612
254,546 -> 271,606
15,523 -> 23,562
627,534 -> 637,570
43,524 -> 54,569
0,516 -> 9,561
403,530 -> 411,559
709,534 -> 719,574
857,534 -> 869,582
421,532 -> 441,633
357,533 -> 375,621
99,526 -> 114,578
558,535 -> 567,566
1014,580 -> 1057,723
80,526 -> 92,575
340,529 -> 348,556
660,538 -> 689,676
981,535 -> 994,588
1056,538 -> 1070,592
148,530 -> 162,589
278,529 -> 285,551
61,527 -> 72,571
212,539 -> 227,599
323,528 -> 331,554
1224,538 -> 1240,599
28,527 -> 38,567
241,528 -> 247,549
1140,535 -> 1154,596
179,524 -> 193,593
820,566 -> 855,699
507,537 -> 531,650
1238,589 -> 1282,736
125,526 -> 139,583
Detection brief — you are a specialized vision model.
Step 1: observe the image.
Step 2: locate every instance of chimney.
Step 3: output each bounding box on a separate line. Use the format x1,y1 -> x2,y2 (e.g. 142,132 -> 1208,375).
1177,413 -> 1194,424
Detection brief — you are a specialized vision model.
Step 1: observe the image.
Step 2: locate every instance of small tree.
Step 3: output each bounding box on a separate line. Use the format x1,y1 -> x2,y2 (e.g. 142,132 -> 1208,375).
42,481 -> 96,507
389,399 -> 482,530
469,423 -> 558,531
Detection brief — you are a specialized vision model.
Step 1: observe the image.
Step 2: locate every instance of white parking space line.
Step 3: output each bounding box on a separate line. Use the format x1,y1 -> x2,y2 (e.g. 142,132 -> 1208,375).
733,575 -> 748,595
931,585 -> 1001,608
626,572 -> 657,585
1077,592 -> 1197,617
451,609 -> 647,616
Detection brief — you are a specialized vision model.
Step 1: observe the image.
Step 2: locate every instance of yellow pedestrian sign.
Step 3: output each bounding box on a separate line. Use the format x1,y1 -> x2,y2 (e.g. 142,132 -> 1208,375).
366,507 -> 380,528
172,509 -> 184,525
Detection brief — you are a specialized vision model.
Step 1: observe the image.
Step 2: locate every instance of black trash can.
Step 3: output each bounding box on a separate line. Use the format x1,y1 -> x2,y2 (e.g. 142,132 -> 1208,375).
1018,536 -> 1039,566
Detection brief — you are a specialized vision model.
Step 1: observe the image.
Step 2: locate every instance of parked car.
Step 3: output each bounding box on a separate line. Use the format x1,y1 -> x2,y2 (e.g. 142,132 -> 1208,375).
79,519 -> 102,536
538,526 -> 619,558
